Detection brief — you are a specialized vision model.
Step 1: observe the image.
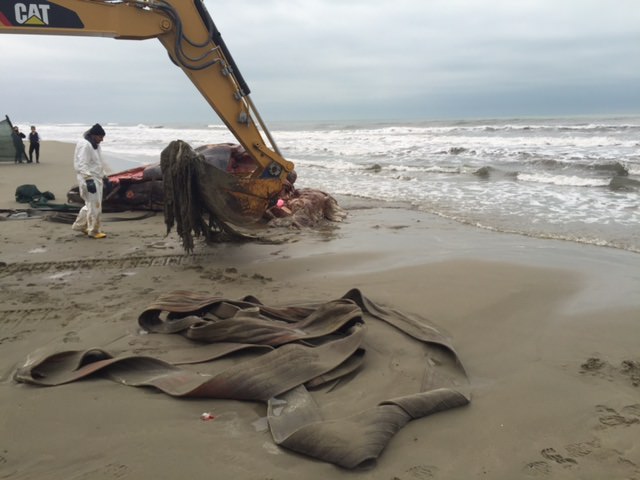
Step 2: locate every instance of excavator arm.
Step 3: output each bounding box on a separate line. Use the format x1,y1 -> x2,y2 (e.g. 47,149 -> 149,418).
0,0 -> 294,186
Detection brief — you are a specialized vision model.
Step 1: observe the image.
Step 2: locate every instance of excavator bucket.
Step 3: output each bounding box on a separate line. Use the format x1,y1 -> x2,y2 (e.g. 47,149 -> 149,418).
190,143 -> 284,227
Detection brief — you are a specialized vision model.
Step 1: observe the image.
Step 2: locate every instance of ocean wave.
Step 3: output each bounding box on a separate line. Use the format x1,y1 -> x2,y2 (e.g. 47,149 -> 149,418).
375,164 -> 462,174
366,122 -> 640,136
517,173 -> 610,187
473,166 -> 500,178
627,164 -> 640,175
527,158 -> 629,175
590,161 -> 629,175
609,176 -> 640,191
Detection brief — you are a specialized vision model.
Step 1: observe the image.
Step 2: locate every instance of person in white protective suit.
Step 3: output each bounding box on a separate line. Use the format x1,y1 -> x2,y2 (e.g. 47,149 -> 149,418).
71,123 -> 108,239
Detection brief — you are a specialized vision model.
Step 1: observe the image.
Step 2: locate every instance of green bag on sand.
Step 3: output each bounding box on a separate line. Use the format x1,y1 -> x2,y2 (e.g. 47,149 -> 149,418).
15,184 -> 55,204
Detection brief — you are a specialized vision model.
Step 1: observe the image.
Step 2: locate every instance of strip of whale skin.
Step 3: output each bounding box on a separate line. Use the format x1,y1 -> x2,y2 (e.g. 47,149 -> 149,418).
15,324 -> 365,400
268,386 -> 469,469
14,289 -> 470,468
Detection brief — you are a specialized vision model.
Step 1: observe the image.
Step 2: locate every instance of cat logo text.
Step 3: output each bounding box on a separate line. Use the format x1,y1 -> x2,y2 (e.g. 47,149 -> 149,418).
14,3 -> 50,26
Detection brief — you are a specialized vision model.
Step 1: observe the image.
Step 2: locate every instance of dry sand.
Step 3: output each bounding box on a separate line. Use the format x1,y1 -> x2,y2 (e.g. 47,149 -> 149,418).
1,141 -> 639,479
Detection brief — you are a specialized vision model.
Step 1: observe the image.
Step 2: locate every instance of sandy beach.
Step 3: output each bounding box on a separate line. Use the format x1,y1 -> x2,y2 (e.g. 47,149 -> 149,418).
1,141 -> 639,479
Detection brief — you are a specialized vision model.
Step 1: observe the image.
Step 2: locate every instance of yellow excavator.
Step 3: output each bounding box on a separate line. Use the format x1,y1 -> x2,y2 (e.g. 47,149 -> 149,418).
0,0 -> 296,228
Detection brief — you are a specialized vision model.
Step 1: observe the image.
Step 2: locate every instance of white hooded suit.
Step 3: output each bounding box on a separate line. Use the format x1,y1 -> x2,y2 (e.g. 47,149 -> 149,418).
71,135 -> 106,236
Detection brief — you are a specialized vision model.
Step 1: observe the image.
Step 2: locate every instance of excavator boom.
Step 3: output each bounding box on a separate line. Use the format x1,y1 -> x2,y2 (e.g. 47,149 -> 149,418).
0,0 -> 294,186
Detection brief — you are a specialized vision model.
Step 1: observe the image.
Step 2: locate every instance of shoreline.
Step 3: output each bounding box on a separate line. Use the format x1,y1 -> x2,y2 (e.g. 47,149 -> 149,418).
4,140 -> 639,255
1,141 -> 639,478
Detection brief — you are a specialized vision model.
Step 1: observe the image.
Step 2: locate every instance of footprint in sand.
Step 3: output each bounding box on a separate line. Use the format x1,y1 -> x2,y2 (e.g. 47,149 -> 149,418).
596,404 -> 640,427
103,463 -> 129,478
620,360 -> 640,386
530,407 -> 640,478
73,462 -> 129,479
62,331 -> 80,343
540,447 -> 577,466
622,404 -> 640,417
405,465 -> 439,479
523,460 -> 551,477
580,356 -> 640,387
565,439 -> 600,457
0,329 -> 33,345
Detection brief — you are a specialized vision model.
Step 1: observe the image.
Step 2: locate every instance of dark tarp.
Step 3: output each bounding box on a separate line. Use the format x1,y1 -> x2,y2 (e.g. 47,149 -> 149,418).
0,115 -> 19,163
0,116 -> 16,162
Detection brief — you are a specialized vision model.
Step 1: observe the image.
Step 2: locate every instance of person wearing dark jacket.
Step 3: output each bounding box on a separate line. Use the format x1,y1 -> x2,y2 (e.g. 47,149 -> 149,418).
28,125 -> 40,163
11,126 -> 26,164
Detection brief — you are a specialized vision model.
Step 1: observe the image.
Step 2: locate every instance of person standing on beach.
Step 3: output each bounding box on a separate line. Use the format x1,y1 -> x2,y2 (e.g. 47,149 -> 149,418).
11,126 -> 26,163
28,125 -> 40,163
71,123 -> 107,239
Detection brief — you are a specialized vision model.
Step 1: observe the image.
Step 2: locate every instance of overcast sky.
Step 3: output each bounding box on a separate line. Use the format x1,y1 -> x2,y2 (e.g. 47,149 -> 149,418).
1,0 -> 640,125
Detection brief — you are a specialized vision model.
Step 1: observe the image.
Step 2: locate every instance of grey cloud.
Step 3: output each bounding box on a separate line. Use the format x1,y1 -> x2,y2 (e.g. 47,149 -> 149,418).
1,0 -> 638,123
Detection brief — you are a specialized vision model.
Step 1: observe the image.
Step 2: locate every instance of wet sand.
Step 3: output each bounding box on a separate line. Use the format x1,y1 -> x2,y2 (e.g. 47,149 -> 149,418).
1,141 -> 639,479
